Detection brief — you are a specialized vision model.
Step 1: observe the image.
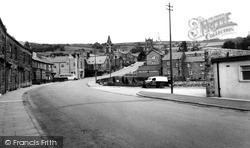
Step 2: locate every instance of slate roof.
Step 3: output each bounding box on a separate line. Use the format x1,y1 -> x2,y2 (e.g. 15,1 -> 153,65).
137,65 -> 161,71
46,56 -> 69,63
87,56 -> 108,65
162,52 -> 184,60
147,49 -> 164,56
184,56 -> 204,62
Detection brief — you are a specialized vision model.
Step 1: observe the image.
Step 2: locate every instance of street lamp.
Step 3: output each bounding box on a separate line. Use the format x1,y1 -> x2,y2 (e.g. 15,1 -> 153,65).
107,43 -> 112,78
166,3 -> 173,94
94,48 -> 97,83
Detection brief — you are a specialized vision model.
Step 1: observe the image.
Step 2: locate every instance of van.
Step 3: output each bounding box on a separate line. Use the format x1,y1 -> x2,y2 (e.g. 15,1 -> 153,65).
142,76 -> 170,88
60,74 -> 77,80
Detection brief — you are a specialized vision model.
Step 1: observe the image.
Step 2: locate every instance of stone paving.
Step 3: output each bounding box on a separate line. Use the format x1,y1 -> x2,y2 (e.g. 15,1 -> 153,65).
88,81 -> 250,111
0,85 -> 49,136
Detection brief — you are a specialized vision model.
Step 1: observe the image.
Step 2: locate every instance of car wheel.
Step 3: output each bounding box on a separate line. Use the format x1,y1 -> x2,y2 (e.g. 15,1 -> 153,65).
160,83 -> 165,88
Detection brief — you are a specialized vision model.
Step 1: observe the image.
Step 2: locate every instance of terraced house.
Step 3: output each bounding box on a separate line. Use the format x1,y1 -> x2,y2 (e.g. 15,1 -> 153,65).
0,18 -> 32,94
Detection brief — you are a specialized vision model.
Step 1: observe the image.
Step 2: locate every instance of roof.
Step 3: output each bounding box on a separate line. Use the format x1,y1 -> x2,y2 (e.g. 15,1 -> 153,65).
87,56 -> 108,65
118,47 -> 131,54
138,65 -> 161,71
147,49 -> 164,56
131,52 -> 140,57
185,51 -> 204,55
32,52 -> 53,64
211,55 -> 250,63
46,56 -> 70,63
184,56 -> 204,62
162,52 -> 184,60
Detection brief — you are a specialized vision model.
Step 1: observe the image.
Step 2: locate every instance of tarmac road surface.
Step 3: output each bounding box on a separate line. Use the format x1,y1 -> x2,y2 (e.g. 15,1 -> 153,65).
26,78 -> 250,148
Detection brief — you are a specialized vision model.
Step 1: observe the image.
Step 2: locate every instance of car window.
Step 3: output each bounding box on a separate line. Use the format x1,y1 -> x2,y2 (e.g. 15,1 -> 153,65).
152,78 -> 156,81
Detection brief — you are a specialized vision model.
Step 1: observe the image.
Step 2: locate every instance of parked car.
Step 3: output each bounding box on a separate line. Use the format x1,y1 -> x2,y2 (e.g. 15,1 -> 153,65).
142,76 -> 170,88
60,74 -> 77,80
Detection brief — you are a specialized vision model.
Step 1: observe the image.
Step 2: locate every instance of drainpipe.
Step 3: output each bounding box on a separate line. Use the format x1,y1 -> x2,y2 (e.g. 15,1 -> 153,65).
216,62 -> 221,97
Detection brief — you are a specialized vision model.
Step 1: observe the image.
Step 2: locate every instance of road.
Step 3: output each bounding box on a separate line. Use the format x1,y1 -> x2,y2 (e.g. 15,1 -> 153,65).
26,78 -> 250,148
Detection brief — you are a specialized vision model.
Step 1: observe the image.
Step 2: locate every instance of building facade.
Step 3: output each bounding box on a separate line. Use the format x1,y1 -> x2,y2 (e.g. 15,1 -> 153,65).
162,52 -> 185,80
137,49 -> 163,77
211,55 -> 250,100
32,52 -> 54,84
47,53 -> 85,79
0,18 -> 32,94
183,51 -> 205,80
204,47 -> 250,97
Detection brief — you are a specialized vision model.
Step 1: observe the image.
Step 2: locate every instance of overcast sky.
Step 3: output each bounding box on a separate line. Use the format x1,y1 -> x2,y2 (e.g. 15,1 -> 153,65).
0,0 -> 249,44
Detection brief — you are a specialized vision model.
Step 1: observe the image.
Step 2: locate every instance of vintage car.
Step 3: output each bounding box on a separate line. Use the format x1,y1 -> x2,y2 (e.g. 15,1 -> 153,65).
142,76 -> 170,88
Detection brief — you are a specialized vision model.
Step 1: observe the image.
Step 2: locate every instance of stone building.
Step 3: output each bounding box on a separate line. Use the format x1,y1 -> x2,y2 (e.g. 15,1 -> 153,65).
137,49 -> 163,77
46,53 -> 85,79
211,55 -> 250,100
204,47 -> 250,97
183,51 -> 205,80
0,18 -> 32,94
32,52 -> 54,84
162,52 -> 185,80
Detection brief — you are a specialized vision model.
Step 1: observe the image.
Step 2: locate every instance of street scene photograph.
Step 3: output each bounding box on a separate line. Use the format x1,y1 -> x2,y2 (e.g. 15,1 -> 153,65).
0,0 -> 250,147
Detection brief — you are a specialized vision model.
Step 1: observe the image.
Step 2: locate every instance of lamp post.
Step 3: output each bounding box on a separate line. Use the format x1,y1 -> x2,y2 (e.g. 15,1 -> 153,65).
166,3 -> 173,94
94,48 -> 97,83
107,44 -> 112,78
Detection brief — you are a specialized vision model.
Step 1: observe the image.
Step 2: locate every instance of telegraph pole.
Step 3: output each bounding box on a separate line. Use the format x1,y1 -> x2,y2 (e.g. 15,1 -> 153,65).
94,48 -> 97,82
166,3 -> 173,94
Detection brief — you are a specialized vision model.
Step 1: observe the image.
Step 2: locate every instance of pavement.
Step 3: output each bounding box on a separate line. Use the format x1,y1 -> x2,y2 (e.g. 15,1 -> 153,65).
87,81 -> 250,112
0,78 -> 249,138
0,84 -> 49,136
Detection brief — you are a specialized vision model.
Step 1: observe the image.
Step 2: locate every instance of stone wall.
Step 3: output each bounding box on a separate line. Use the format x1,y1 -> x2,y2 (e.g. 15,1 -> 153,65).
0,20 -> 32,94
204,47 -> 250,97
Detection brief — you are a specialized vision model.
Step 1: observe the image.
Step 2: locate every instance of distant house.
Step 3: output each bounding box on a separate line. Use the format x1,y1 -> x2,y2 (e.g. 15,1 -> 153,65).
146,49 -> 163,66
32,52 -> 54,84
211,55 -> 250,100
46,54 -> 85,79
183,55 -> 205,80
162,52 -> 185,80
137,49 -> 163,77
86,55 -> 110,72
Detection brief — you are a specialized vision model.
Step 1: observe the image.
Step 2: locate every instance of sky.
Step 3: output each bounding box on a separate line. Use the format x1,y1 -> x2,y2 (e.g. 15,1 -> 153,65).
0,0 -> 249,44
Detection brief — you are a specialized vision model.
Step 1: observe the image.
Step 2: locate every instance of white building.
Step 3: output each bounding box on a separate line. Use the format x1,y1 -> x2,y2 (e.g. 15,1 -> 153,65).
211,55 -> 250,100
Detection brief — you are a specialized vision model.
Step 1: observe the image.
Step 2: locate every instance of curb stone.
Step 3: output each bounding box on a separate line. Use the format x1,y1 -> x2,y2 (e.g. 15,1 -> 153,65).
136,92 -> 250,112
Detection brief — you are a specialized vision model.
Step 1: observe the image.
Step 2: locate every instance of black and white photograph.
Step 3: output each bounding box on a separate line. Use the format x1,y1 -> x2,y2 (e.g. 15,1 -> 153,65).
0,0 -> 250,147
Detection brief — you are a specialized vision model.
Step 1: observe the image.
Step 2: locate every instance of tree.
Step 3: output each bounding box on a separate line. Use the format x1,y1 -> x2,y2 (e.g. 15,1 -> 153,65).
24,41 -> 31,49
241,35 -> 250,50
222,40 -> 235,49
131,42 -> 144,53
92,42 -> 104,53
178,41 -> 187,52
137,51 -> 146,61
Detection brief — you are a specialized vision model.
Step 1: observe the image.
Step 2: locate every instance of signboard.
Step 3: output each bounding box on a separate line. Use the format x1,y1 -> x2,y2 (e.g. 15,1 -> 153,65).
188,12 -> 237,40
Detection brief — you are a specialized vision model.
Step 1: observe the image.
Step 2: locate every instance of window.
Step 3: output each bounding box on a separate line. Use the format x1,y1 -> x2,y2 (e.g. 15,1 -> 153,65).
240,65 -> 250,81
176,62 -> 179,68
189,71 -> 192,75
166,61 -> 170,66
53,65 -> 56,68
9,44 -> 12,56
61,64 -> 64,67
200,62 -> 203,67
